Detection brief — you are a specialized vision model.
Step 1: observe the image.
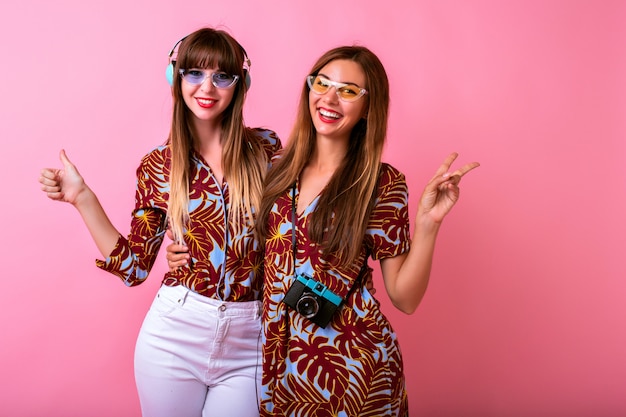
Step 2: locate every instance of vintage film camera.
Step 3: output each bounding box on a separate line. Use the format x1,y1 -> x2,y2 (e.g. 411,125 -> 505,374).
282,274 -> 343,328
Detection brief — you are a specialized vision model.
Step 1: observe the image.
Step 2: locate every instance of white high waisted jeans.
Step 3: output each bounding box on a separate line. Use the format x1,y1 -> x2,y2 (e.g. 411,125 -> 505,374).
134,284 -> 262,417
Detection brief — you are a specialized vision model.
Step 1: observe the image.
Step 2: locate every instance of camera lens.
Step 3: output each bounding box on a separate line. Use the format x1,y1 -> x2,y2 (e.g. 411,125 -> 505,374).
296,294 -> 320,318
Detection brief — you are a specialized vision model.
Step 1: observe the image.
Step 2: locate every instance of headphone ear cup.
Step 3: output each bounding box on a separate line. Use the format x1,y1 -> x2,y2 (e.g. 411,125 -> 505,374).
244,70 -> 251,90
166,63 -> 175,87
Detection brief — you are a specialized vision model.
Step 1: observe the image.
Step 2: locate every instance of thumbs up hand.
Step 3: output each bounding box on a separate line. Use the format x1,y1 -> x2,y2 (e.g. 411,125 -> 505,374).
39,149 -> 88,206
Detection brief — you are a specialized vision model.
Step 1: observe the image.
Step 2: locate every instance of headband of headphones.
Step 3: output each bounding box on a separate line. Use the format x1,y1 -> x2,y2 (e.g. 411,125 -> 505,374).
165,34 -> 251,89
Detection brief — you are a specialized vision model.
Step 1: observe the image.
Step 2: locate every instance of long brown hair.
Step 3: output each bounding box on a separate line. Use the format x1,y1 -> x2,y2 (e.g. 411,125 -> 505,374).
257,46 -> 390,264
167,28 -> 268,244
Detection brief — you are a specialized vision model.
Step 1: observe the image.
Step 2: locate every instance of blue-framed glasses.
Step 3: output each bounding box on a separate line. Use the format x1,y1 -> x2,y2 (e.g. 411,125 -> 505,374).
179,69 -> 240,88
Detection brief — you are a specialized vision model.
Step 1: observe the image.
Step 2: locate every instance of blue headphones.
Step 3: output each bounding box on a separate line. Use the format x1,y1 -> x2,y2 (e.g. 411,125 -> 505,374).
166,35 -> 252,89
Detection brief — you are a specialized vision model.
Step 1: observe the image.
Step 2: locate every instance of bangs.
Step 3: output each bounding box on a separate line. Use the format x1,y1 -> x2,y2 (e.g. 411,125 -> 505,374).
177,35 -> 241,74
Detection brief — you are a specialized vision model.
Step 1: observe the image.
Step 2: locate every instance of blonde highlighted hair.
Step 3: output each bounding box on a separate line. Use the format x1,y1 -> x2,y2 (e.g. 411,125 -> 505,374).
257,46 -> 390,264
167,28 -> 268,243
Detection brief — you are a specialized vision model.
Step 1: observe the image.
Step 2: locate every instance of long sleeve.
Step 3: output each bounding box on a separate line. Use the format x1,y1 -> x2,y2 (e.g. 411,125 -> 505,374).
95,146 -> 169,286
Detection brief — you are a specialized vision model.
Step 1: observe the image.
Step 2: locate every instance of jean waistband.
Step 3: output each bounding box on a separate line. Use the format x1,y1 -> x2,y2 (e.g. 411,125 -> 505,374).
158,284 -> 261,318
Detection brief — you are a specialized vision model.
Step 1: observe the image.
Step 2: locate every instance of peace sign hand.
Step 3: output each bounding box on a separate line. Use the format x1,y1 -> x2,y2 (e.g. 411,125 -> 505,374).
418,152 -> 480,224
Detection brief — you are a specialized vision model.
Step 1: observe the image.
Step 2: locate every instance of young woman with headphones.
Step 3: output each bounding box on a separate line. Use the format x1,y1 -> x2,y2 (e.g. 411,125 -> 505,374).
39,27 -> 280,417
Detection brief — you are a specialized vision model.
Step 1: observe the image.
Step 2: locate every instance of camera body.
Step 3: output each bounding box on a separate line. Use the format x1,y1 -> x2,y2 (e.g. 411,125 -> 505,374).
283,274 -> 343,328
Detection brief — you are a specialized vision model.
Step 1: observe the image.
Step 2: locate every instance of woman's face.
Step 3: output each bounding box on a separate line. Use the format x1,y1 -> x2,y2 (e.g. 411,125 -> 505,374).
181,66 -> 237,126
308,59 -> 368,143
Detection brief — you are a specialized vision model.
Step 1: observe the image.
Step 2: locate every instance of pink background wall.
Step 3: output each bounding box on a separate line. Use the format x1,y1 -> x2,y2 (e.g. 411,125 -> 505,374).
1,1 -> 625,415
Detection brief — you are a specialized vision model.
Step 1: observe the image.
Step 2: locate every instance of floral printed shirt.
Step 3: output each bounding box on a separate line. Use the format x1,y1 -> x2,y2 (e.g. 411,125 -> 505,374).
261,163 -> 411,416
96,128 -> 281,302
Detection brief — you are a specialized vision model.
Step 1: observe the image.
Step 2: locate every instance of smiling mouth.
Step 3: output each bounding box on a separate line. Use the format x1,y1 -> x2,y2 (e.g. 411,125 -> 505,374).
197,98 -> 216,106
319,108 -> 341,119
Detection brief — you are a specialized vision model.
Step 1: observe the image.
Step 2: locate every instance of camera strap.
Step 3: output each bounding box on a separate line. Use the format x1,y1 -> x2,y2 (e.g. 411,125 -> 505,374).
290,184 -> 367,304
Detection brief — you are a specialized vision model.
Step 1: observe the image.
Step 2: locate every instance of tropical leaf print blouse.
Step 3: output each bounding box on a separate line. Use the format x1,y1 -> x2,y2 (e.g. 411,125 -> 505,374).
261,163 -> 411,416
96,128 -> 280,302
